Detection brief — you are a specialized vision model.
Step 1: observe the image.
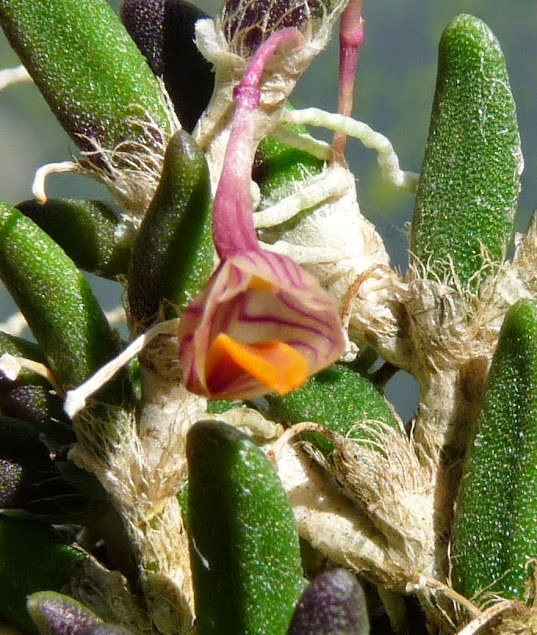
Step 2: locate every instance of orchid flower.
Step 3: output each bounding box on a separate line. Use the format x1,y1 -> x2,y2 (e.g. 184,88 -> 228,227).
178,27 -> 345,400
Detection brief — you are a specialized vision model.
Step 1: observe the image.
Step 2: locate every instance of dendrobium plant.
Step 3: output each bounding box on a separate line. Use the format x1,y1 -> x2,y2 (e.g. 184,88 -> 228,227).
1,0 -> 537,634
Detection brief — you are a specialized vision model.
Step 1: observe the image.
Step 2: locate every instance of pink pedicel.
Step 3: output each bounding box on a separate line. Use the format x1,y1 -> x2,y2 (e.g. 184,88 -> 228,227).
333,0 -> 364,160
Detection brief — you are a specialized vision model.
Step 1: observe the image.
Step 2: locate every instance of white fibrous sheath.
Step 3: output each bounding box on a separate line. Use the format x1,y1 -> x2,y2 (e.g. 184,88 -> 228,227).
256,165 -> 392,341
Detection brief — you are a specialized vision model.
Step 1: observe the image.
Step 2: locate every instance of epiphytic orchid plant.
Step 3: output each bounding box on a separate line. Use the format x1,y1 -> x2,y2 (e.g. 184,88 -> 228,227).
0,0 -> 537,634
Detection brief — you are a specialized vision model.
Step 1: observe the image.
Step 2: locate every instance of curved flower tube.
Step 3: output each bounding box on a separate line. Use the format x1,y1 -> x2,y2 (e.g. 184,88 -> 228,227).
178,27 -> 345,399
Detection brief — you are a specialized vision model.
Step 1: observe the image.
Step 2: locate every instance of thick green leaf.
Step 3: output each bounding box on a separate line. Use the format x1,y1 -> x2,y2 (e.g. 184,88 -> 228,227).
128,130 -> 213,328
0,201 -> 129,404
17,199 -> 132,280
0,0 -> 172,164
260,362 -> 398,458
453,300 -> 537,602
187,420 -> 304,634
0,514 -> 86,633
410,14 -> 522,289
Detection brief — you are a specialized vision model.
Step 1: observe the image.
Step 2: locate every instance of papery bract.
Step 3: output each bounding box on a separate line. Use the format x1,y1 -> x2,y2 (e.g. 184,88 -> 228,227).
221,0 -> 327,58
178,249 -> 344,399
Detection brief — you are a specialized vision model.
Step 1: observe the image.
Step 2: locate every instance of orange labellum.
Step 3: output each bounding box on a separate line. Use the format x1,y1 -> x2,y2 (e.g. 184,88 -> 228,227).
248,276 -> 278,293
206,333 -> 309,396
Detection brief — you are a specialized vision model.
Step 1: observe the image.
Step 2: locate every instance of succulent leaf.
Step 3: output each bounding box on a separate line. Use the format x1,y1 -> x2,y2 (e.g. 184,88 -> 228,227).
187,420 -> 304,634
0,514 -> 86,633
27,591 -> 102,635
453,299 -> 537,602
128,130 -> 213,329
0,201 -> 130,400
16,199 -> 132,280
0,0 -> 177,214
410,14 -> 522,290
121,0 -> 215,132
261,362 -> 398,457
0,331 -> 70,437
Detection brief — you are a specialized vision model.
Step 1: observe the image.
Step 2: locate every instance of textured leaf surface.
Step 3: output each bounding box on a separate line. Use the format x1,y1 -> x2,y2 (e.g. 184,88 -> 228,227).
0,0 -> 172,158
0,515 -> 85,633
17,199 -> 132,280
453,300 -> 537,601
410,14 -> 522,289
288,569 -> 369,634
262,362 -> 398,457
128,130 -> 213,327
0,202 -> 122,392
187,420 -> 304,634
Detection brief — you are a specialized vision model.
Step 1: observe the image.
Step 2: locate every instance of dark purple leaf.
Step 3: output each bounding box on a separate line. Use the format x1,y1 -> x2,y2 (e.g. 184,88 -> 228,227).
81,625 -> 133,635
0,416 -> 107,523
121,0 -> 215,132
0,375 -> 71,438
0,416 -> 54,508
0,457 -> 23,507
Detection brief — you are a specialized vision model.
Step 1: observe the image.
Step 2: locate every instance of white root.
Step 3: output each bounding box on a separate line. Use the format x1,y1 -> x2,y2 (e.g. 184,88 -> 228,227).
270,124 -> 332,161
280,107 -> 419,192
64,319 -> 179,418
32,160 -> 80,205
0,64 -> 31,90
254,166 -> 349,228
455,601 -> 514,634
0,352 -> 58,389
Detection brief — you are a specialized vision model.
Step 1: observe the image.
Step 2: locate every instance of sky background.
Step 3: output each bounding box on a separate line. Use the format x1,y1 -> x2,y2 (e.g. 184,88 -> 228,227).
0,0 -> 535,419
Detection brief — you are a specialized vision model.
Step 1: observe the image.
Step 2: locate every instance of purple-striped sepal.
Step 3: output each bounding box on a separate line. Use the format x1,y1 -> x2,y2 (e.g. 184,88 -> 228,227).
178,249 -> 345,399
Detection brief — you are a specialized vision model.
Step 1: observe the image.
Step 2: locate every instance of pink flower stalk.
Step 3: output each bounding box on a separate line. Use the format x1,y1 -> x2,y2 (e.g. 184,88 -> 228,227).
333,0 -> 365,160
178,27 -> 345,400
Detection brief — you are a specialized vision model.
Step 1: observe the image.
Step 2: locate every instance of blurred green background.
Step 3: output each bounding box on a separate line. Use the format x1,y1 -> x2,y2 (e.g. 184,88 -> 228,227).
0,0 -> 535,419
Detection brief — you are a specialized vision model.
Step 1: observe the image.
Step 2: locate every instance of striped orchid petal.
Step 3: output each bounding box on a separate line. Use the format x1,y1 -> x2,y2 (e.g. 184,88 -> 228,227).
178,249 -> 345,399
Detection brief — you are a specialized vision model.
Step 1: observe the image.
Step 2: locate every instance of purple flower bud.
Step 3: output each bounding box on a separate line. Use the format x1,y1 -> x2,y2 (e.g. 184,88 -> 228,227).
222,0 -> 327,58
27,591 -> 101,635
288,569 -> 370,634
